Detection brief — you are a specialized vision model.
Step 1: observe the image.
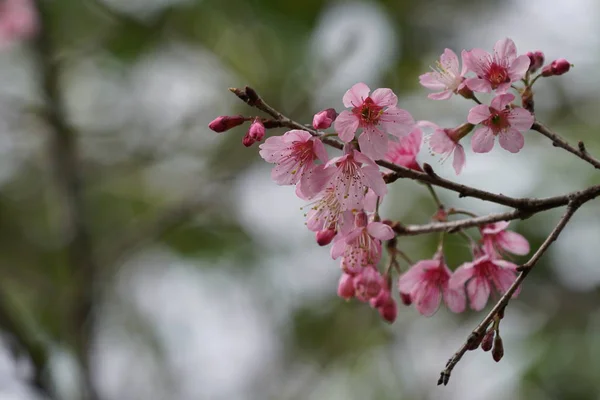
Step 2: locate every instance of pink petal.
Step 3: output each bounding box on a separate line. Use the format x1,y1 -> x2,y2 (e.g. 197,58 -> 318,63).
465,78 -> 492,93
467,104 -> 492,125
333,111 -> 360,142
363,189 -> 378,213
398,260 -> 437,293
490,93 -> 515,110
330,236 -> 347,259
488,266 -> 518,296
428,90 -> 453,100
481,221 -> 510,235
467,276 -> 491,311
299,164 -> 333,199
419,72 -> 446,90
443,284 -> 467,313
449,263 -> 475,288
371,88 -> 398,108
378,107 -> 414,138
498,128 -> 524,153
471,127 -> 495,153
452,144 -> 466,175
440,48 -> 459,74
258,135 -> 285,163
367,222 -> 394,241
312,138 -> 329,163
352,150 -> 377,167
406,128 -> 423,154
463,48 -> 489,77
284,129 -> 312,143
493,38 -> 517,62
508,55 -> 531,81
507,108 -> 534,131
498,231 -> 530,255
459,50 -> 469,76
414,281 -> 442,317
429,129 -> 455,154
343,82 -> 370,108
358,126 -> 389,160
361,164 -> 388,198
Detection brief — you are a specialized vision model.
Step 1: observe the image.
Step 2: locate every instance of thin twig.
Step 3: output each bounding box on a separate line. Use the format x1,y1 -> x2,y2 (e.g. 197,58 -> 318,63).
438,200 -> 585,385
532,121 -> 600,169
33,2 -> 100,399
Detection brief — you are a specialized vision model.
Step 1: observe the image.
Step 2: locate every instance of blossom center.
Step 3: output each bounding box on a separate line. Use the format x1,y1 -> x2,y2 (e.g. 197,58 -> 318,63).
483,109 -> 510,134
485,63 -> 510,88
353,97 -> 383,126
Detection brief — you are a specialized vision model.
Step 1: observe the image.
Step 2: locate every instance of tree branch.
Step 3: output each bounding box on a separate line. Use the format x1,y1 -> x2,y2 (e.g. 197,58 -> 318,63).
532,121 -> 600,169
438,199 -> 585,386
33,2 -> 100,399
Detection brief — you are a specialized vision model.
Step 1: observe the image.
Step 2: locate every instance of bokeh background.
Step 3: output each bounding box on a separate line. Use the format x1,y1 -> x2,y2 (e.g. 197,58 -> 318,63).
1,0 -> 600,399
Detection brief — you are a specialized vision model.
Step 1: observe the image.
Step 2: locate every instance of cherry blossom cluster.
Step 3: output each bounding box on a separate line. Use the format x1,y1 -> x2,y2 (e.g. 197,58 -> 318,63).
0,0 -> 38,46
210,37 -> 574,365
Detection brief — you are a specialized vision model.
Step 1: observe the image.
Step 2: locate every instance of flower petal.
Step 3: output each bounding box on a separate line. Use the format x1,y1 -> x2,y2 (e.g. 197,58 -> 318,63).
367,222 -> 395,241
449,263 -> 475,288
398,260 -> 437,293
379,107 -> 414,138
507,107 -> 534,131
333,110 -> 360,142
467,276 -> 491,311
467,104 -> 491,125
429,129 -> 455,154
443,284 -> 466,313
498,231 -> 530,255
498,128 -> 524,153
312,138 -> 329,163
371,88 -> 398,107
471,127 -> 496,153
452,144 -> 466,175
428,90 -> 453,100
493,38 -> 517,62
419,72 -> 446,90
361,164 -> 388,198
463,48 -> 490,77
414,281 -> 442,317
508,55 -> 531,81
440,48 -> 459,74
343,82 -> 371,108
358,126 -> 389,160
490,93 -> 515,110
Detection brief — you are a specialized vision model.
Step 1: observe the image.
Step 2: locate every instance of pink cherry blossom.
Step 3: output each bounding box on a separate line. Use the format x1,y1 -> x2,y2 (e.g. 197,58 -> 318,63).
353,266 -> 385,302
468,93 -> 534,153
0,0 -> 38,46
305,186 -> 354,235
259,130 -> 328,198
384,127 -> 423,171
331,212 -> 395,274
398,257 -> 466,316
324,148 -> 387,211
337,273 -> 355,300
312,108 -> 337,130
481,221 -> 530,257
463,38 -> 530,94
422,121 -> 467,175
333,82 -> 414,160
419,48 -> 468,100
370,289 -> 397,323
450,254 -> 519,311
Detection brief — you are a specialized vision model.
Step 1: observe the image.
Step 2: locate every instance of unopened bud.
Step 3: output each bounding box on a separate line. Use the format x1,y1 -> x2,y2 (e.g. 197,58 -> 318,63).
526,51 -> 545,73
400,292 -> 412,306
337,273 -> 355,300
315,229 -> 336,246
466,332 -> 484,351
492,334 -> 504,362
542,59 -> 572,77
432,206 -> 448,222
208,115 -> 246,133
248,119 -> 265,141
377,296 -> 397,324
312,108 -> 337,130
481,329 -> 494,352
242,133 -> 256,147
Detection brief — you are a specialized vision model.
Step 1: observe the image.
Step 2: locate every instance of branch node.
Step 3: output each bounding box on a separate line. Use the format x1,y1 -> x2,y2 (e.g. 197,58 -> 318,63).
578,140 -> 587,153
423,163 -> 436,177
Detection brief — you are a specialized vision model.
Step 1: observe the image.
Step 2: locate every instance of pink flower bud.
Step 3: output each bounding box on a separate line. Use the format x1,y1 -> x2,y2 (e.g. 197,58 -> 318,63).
400,292 -> 412,306
337,273 -> 355,300
541,59 -> 572,77
377,296 -> 397,323
242,133 -> 256,147
526,51 -> 545,73
312,108 -> 337,130
481,330 -> 494,352
248,119 -> 265,141
208,115 -> 246,133
315,229 -> 336,246
492,334 -> 504,362
353,267 -> 384,302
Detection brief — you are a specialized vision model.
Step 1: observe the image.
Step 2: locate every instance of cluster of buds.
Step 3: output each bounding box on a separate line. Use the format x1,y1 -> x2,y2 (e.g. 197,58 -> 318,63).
209,37 -> 571,332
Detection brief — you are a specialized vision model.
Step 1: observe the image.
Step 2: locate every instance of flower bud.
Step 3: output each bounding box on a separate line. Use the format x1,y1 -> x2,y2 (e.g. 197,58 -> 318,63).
315,229 -> 336,246
312,108 -> 337,130
242,132 -> 256,147
377,296 -> 397,323
466,332 -> 484,351
353,267 -> 384,302
526,51 -> 545,73
541,59 -> 572,77
481,329 -> 494,352
248,119 -> 265,141
337,273 -> 355,300
400,292 -> 412,306
208,115 -> 246,133
492,334 -> 504,362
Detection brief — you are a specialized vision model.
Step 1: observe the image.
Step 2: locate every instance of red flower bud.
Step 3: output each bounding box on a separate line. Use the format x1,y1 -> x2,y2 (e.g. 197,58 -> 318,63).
248,119 -> 265,141
377,296 -> 397,323
492,334 -> 504,362
481,329 -> 494,352
315,229 -> 336,246
337,273 -> 355,300
400,292 -> 412,306
208,115 -> 246,133
242,133 -> 256,147
541,59 -> 572,77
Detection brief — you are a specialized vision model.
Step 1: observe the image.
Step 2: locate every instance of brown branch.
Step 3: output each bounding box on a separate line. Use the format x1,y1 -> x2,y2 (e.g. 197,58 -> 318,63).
230,87 -> 600,210
33,2 -> 100,399
438,199 -> 585,386
532,121 -> 600,169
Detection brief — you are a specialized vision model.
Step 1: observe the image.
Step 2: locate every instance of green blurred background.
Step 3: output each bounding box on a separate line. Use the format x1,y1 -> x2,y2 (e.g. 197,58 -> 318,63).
1,0 -> 600,399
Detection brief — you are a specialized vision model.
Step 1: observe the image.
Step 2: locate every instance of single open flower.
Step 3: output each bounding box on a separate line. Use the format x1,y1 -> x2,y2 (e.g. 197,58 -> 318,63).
419,48 -> 468,100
